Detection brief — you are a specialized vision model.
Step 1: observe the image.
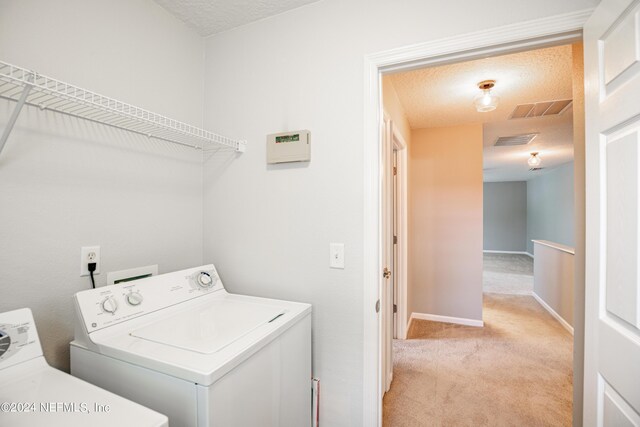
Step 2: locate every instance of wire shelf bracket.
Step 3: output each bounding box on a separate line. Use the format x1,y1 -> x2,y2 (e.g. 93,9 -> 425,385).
0,60 -> 246,157
0,82 -> 32,155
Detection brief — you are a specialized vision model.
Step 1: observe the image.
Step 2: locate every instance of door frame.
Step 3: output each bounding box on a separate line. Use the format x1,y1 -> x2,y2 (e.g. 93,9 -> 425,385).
381,111 -> 393,395
362,8 -> 593,426
390,122 -> 408,340
380,112 -> 409,397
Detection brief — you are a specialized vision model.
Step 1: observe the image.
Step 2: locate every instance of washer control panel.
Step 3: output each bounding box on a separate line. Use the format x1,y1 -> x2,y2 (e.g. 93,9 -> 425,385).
101,296 -> 119,314
191,270 -> 220,290
0,308 -> 43,370
126,291 -> 144,306
75,264 -> 224,333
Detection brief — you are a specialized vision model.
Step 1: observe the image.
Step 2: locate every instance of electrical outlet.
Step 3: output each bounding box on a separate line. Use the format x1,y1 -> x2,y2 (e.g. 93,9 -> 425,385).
80,246 -> 100,276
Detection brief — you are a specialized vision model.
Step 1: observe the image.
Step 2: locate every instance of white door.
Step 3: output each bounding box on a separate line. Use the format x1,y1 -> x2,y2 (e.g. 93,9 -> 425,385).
584,0 -> 640,425
381,114 -> 394,394
393,149 -> 399,339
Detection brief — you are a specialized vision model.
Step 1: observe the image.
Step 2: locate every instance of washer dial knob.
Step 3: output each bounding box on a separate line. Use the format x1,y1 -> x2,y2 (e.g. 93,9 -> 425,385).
126,291 -> 143,306
0,330 -> 11,358
197,272 -> 214,288
101,296 -> 118,314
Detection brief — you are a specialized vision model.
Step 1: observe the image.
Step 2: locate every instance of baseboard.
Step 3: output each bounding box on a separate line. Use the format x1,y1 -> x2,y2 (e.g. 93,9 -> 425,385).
410,312 -> 484,327
532,292 -> 574,335
483,250 -> 529,255
483,250 -> 534,259
406,316 -> 414,336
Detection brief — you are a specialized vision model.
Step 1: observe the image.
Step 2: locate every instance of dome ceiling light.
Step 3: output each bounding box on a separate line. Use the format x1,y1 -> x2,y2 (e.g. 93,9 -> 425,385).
528,152 -> 542,169
474,80 -> 500,112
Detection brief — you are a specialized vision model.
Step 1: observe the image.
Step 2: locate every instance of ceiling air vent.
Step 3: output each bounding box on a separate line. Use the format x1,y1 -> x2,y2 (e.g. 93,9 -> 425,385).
510,99 -> 573,119
494,133 -> 538,147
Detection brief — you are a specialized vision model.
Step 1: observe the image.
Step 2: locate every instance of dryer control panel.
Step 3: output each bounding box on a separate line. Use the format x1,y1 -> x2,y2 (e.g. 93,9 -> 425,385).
75,264 -> 224,333
0,308 -> 43,370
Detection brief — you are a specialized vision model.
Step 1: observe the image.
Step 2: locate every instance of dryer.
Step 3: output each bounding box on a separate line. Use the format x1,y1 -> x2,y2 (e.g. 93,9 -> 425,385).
70,264 -> 312,427
0,308 -> 167,427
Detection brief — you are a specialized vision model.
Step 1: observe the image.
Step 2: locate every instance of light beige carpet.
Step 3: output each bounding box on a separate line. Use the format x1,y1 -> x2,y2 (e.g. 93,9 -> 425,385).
483,253 -> 534,295
383,294 -> 573,426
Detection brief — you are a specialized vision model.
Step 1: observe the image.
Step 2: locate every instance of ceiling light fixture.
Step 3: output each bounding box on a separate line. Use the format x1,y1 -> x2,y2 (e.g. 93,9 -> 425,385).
528,152 -> 542,168
474,80 -> 500,112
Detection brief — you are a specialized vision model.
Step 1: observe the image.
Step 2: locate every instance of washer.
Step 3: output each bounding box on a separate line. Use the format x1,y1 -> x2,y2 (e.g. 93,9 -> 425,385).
0,308 -> 167,427
70,264 -> 312,427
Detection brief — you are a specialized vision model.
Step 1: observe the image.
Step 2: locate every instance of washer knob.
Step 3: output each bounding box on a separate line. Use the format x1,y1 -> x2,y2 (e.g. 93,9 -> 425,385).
101,296 -> 118,314
126,291 -> 143,306
197,272 -> 214,288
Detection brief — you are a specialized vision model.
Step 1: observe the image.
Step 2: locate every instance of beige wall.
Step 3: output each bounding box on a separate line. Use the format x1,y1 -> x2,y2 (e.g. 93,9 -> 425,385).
382,77 -> 411,145
409,124 -> 484,321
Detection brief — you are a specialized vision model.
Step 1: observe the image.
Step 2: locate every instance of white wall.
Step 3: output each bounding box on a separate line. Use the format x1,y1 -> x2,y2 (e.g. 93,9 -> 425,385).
0,0 -> 599,424
0,0 -> 205,371
200,1 -> 597,425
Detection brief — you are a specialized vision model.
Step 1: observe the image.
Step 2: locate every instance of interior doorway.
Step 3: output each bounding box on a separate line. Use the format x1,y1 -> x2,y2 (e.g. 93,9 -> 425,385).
380,113 -> 408,396
371,15 -> 588,427
391,122 -> 407,343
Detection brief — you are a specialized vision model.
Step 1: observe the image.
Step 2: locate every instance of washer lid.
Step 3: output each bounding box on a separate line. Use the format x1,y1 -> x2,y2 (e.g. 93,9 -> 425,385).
130,299 -> 285,354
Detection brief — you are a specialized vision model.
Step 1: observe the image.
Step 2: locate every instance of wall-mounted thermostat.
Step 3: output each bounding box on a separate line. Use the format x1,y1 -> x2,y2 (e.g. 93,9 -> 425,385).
267,130 -> 310,164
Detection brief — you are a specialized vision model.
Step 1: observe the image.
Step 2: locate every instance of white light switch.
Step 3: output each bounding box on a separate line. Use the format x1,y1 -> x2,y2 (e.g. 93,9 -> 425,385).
330,243 -> 345,269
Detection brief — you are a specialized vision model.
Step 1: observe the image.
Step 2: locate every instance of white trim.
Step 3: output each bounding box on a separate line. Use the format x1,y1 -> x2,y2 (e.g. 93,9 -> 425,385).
363,8 -> 593,426
391,123 -> 407,150
410,312 -> 484,328
362,51 -> 382,427
483,249 -> 535,259
391,122 -> 408,341
483,250 -> 530,255
532,239 -> 575,255
532,292 -> 574,335
381,113 -> 393,394
368,9 -> 591,73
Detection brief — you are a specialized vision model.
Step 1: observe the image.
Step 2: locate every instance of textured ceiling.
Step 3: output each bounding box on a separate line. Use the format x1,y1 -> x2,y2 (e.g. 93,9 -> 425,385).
388,45 -> 574,129
153,0 -> 320,36
386,44 -> 575,182
482,110 -> 574,182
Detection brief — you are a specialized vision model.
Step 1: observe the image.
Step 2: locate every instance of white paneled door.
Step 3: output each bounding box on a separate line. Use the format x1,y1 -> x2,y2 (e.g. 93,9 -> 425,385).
584,0 -> 640,425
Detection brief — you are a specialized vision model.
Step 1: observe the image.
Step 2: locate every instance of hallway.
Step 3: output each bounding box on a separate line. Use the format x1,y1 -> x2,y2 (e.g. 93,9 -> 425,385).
383,293 -> 573,426
483,253 -> 533,295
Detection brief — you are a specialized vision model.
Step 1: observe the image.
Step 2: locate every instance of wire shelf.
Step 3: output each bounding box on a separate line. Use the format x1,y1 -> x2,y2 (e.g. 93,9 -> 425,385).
0,60 -> 246,154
